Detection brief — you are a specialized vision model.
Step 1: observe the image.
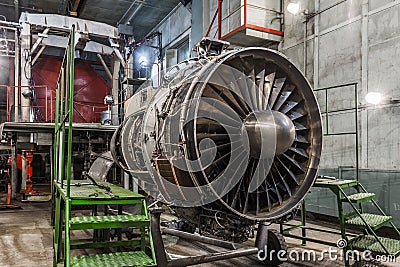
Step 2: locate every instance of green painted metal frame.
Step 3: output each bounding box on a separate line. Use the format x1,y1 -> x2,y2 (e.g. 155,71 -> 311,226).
280,178 -> 400,267
51,26 -> 156,267
314,83 -> 360,182
52,25 -> 75,267
280,82 -> 360,263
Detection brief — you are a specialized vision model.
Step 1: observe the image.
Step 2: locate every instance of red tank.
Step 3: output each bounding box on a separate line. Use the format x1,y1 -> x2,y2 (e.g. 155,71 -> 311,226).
32,57 -> 110,123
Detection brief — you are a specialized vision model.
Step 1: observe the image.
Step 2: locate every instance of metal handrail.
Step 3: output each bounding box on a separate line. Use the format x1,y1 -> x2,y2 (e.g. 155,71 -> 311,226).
338,186 -> 390,254
52,24 -> 75,266
315,82 -> 359,182
357,183 -> 400,236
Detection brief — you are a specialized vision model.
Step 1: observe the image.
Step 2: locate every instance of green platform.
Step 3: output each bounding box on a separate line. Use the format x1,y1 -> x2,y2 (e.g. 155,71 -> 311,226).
56,180 -> 145,204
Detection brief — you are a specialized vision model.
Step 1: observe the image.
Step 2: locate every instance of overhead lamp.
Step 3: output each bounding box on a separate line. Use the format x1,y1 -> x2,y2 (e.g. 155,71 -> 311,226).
287,2 -> 301,15
365,92 -> 383,105
104,95 -> 114,105
21,88 -> 33,98
138,56 -> 148,67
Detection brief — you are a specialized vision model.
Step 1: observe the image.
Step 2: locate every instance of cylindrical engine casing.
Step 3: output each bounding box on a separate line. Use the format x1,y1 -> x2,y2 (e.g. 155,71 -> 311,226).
114,48 -> 322,222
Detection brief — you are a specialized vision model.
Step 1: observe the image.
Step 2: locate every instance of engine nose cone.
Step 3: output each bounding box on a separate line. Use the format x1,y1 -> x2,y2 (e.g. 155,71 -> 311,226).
244,110 -> 295,158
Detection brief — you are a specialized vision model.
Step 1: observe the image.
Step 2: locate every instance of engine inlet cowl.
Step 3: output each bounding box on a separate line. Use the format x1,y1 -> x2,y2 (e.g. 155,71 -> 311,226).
112,48 -> 322,222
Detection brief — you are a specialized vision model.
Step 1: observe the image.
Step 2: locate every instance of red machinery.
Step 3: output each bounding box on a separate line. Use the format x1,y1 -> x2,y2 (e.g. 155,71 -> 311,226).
22,150 -> 36,195
33,57 -> 111,123
0,169 -> 20,210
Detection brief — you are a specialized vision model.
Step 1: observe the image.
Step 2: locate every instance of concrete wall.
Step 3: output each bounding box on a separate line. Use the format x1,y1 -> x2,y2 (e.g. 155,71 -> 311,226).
282,0 -> 400,171
145,4 -> 192,71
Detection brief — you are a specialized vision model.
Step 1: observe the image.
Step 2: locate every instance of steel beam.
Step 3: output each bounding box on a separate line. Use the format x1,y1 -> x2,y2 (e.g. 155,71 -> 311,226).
109,39 -> 127,68
31,45 -> 46,65
20,21 -> 30,122
167,248 -> 259,267
118,0 -> 142,25
36,34 -> 114,55
97,54 -> 112,80
21,151 -> 26,191
111,56 -> 120,125
19,12 -> 118,39
30,28 -> 49,54
14,28 -> 19,122
11,144 -> 17,199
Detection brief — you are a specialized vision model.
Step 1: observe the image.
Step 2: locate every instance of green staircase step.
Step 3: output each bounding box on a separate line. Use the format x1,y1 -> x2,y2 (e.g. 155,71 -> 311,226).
348,235 -> 400,256
70,214 -> 150,230
346,213 -> 392,230
342,192 -> 375,203
71,251 -> 156,267
315,178 -> 358,188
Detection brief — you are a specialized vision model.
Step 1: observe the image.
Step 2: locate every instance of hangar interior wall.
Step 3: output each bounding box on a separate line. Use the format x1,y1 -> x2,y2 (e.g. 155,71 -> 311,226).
282,0 -> 400,219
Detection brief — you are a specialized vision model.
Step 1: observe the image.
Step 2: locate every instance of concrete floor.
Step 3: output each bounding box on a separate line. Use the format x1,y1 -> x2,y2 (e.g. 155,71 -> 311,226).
0,197 -> 398,267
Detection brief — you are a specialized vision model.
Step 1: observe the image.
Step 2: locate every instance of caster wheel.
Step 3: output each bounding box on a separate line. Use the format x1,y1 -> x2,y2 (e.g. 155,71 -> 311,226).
255,226 -> 287,266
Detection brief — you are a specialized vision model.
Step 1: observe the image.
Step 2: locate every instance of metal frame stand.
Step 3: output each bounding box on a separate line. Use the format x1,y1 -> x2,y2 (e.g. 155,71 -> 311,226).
52,26 -> 156,267
149,208 -> 287,267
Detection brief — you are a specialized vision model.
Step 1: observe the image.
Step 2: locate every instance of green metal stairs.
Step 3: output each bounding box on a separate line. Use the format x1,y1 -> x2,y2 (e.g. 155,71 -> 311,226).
281,177 -> 400,266
315,177 -> 400,257
53,180 -> 156,267
52,26 -> 156,267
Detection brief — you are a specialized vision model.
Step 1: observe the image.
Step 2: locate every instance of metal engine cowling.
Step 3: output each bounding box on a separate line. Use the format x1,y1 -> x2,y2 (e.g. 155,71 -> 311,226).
112,48 -> 322,223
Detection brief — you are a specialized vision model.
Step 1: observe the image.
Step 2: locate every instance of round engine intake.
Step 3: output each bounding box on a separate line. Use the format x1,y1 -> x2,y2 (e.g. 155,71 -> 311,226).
112,48 -> 322,222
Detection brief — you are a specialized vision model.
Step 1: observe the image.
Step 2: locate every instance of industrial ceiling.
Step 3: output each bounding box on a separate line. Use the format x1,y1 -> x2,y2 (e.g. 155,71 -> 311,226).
0,0 -> 181,39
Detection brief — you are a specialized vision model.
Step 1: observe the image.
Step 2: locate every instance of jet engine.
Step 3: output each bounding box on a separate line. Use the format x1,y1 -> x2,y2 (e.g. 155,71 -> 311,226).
112,46 -> 322,241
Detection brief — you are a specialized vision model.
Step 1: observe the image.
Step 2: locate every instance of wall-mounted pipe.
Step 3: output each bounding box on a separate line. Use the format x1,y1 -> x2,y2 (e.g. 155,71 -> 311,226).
14,0 -> 19,22
217,0 -> 222,39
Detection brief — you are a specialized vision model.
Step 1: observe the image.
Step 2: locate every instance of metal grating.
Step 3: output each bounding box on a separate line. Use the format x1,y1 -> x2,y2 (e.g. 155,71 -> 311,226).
349,235 -> 400,256
346,213 -> 392,230
70,214 -> 149,224
69,214 -> 150,230
344,192 -> 376,203
71,251 -> 156,267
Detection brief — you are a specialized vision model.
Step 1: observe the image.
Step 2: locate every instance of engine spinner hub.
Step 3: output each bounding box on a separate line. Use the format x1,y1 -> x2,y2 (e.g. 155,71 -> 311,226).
243,110 -> 295,158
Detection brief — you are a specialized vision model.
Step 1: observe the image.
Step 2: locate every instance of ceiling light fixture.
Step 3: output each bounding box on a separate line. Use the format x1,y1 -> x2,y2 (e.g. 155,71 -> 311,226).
365,92 -> 383,105
138,56 -> 148,67
287,2 -> 301,15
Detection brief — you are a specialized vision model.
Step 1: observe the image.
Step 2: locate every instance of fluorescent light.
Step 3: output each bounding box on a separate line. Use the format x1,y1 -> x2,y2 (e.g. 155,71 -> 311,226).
365,92 -> 383,105
287,2 -> 301,15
